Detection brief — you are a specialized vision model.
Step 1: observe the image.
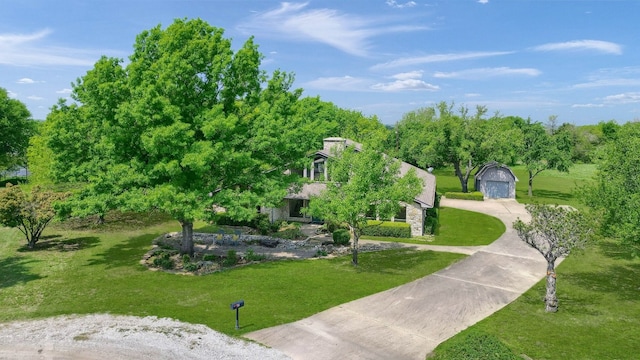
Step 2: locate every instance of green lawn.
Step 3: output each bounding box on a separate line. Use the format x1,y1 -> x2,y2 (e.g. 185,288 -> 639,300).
0,214 -> 465,336
361,207 -> 505,246
433,163 -> 596,207
429,239 -> 640,359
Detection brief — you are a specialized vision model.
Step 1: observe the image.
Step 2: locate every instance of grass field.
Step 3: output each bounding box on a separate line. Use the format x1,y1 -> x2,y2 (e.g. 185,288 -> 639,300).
433,163 -> 596,207
0,213 -> 465,337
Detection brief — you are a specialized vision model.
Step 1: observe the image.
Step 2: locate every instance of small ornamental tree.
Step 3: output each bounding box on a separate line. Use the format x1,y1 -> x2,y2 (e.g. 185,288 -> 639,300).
0,183 -> 68,249
513,204 -> 592,312
307,146 -> 423,266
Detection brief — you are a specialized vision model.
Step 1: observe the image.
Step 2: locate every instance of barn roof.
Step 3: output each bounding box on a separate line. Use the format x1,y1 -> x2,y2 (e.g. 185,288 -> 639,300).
475,161 -> 519,182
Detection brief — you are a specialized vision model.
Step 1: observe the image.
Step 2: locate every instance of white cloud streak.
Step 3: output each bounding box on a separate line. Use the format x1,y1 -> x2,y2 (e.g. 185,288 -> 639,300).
572,78 -> 640,89
532,40 -> 622,55
386,0 -> 417,9
433,67 -> 541,79
304,76 -> 371,91
17,78 -> 36,84
238,2 -> 427,57
371,51 -> 513,70
603,92 -> 640,104
0,29 -> 104,67
56,88 -> 73,94
371,79 -> 439,91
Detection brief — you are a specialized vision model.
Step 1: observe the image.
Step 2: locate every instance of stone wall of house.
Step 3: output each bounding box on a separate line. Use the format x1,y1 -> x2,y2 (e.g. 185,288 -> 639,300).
406,202 -> 424,237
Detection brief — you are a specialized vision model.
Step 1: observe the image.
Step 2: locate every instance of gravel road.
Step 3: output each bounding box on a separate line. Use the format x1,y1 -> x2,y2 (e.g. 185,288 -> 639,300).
0,314 -> 290,360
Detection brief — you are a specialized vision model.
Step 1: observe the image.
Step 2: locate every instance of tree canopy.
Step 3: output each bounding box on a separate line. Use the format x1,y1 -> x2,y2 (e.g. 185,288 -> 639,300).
45,19 -> 325,255
395,102 -> 516,192
306,146 -> 423,265
0,88 -> 35,172
581,121 -> 640,254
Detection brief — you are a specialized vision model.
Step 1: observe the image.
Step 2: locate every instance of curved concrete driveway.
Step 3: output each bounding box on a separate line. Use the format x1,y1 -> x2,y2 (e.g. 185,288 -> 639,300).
245,199 -> 545,360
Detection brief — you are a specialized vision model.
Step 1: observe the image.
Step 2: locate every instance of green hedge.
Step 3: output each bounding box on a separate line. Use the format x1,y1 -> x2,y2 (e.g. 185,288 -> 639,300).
424,207 -> 439,235
362,220 -> 411,238
444,191 -> 484,201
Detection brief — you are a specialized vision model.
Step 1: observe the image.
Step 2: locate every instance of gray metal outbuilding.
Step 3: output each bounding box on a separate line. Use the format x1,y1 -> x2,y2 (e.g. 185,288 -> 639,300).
474,161 -> 518,199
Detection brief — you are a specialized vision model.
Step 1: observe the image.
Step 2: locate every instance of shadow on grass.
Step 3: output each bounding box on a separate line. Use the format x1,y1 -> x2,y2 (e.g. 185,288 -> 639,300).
0,256 -> 43,288
517,189 -> 575,203
564,263 -> 640,302
597,241 -> 636,261
17,236 -> 100,252
86,233 -> 158,269
53,211 -> 174,232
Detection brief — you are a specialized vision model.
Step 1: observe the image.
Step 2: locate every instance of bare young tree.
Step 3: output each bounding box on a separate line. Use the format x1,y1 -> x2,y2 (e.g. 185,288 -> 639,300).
513,204 -> 592,312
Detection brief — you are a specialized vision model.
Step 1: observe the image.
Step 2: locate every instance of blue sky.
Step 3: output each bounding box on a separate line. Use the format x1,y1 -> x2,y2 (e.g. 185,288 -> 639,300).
1,0 -> 639,125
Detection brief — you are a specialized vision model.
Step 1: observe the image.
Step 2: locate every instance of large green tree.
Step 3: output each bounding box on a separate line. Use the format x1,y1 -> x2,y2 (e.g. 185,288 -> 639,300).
581,121 -> 640,253
517,117 -> 572,196
46,19 -> 322,256
0,88 -> 35,172
306,146 -> 423,266
395,102 -> 517,192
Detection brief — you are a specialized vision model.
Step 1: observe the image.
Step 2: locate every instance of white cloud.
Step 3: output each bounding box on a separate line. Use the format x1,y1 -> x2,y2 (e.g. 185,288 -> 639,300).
0,29 -> 106,67
386,0 -> 417,9
478,0 -> 489,4
531,40 -> 622,55
7,90 -> 18,99
371,51 -> 513,70
571,103 -> 604,108
390,70 -> 424,80
433,67 -> 541,79
238,2 -> 426,57
603,92 -> 640,104
371,79 -> 439,91
27,95 -> 43,100
17,78 -> 37,84
304,75 -> 371,91
56,88 -> 73,94
572,78 -> 640,89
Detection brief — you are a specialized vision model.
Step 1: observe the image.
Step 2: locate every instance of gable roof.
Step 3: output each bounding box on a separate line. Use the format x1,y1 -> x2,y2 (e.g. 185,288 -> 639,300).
286,138 -> 437,208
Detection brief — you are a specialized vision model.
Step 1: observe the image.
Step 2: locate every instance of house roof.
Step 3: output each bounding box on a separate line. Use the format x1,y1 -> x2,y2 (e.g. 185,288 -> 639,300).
475,161 -> 519,182
287,138 -> 437,208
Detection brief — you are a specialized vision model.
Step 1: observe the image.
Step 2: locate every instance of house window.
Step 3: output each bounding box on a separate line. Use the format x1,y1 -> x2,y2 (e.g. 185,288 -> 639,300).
289,199 -> 306,218
394,206 -> 407,222
313,161 -> 325,181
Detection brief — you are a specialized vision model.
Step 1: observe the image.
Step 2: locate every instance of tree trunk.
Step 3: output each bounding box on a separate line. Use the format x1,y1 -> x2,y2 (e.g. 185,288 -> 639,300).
96,214 -> 105,225
180,220 -> 194,257
350,226 -> 359,266
545,260 -> 558,312
453,162 -> 468,193
528,171 -> 534,197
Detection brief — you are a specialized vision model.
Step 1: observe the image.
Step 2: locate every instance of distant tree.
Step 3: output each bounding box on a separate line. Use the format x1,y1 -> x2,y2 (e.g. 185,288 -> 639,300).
46,19 -> 322,256
306,146 -> 423,266
0,88 -> 35,172
517,118 -> 572,196
513,204 -> 592,312
0,183 -> 68,249
395,102 -> 517,192
581,121 -> 640,254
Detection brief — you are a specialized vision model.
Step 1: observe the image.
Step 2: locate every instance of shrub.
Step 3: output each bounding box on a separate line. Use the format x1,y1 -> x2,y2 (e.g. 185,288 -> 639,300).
182,254 -> 191,264
444,191 -> 484,201
428,329 -> 518,360
202,254 -> 216,262
362,220 -> 411,238
424,207 -> 439,235
223,249 -> 238,267
273,228 -> 305,240
245,248 -> 266,262
153,253 -> 175,269
183,262 -> 199,272
332,229 -> 351,246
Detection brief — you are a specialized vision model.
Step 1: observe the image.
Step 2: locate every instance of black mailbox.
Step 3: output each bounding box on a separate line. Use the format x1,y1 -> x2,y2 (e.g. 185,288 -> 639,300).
230,300 -> 244,310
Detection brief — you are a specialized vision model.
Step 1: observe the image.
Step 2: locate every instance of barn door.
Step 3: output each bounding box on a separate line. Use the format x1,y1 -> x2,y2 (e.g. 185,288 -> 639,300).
486,181 -> 509,198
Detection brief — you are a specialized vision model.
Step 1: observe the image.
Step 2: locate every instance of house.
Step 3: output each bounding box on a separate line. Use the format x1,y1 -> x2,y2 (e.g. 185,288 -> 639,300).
474,161 -> 518,199
260,137 -> 437,236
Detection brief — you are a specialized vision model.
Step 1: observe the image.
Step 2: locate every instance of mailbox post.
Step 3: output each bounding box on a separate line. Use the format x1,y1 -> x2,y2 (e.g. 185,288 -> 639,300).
230,300 -> 244,329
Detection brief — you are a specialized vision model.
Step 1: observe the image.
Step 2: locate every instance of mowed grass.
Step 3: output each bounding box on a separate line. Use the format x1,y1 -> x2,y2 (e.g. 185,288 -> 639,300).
0,213 -> 465,336
430,239 -> 640,359
361,207 -> 505,246
433,163 -> 597,207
